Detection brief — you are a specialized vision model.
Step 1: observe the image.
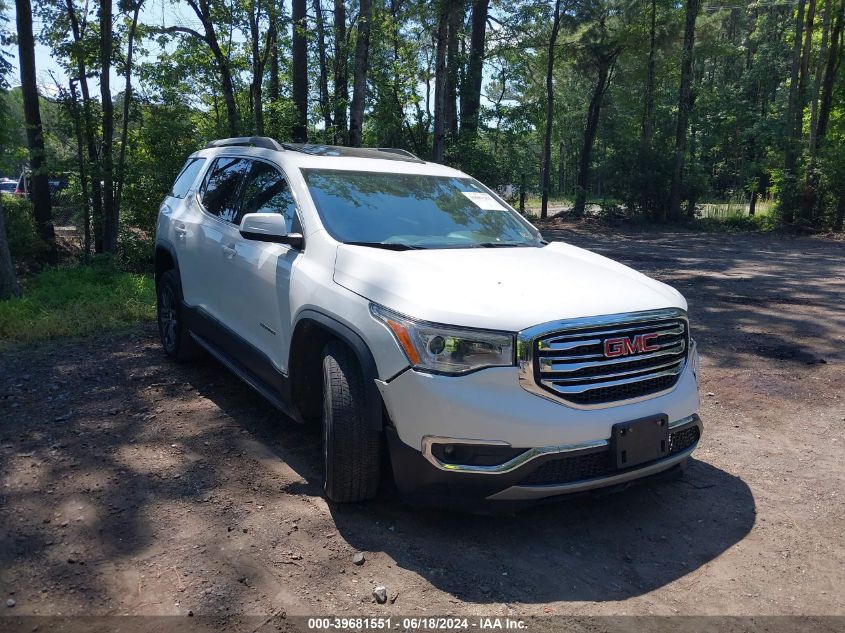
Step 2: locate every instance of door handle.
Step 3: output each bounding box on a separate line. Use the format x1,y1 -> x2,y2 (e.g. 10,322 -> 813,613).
221,244 -> 237,259
174,224 -> 187,239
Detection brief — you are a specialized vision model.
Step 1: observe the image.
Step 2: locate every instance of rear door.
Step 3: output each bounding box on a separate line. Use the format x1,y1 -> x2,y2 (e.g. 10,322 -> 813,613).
160,157 -> 207,306
225,159 -> 302,372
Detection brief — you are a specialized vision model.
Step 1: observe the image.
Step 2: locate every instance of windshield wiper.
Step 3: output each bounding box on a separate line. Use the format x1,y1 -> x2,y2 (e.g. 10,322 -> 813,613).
344,241 -> 425,251
475,242 -> 534,248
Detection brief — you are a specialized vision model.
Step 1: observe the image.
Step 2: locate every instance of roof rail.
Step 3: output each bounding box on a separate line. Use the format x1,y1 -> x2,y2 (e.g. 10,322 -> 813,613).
205,136 -> 283,151
376,147 -> 422,160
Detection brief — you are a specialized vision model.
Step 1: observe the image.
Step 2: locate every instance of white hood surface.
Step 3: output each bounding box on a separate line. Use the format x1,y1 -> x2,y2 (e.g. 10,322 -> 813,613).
334,241 -> 687,332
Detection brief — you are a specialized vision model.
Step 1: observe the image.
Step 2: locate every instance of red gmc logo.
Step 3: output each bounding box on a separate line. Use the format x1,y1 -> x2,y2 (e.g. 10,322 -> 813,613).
604,333 -> 660,358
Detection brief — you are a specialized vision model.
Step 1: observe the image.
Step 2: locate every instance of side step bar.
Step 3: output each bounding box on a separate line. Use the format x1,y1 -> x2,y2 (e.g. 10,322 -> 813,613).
190,332 -> 304,424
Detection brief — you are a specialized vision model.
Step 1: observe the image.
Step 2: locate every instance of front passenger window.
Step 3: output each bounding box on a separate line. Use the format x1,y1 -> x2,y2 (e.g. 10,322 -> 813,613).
239,161 -> 300,232
200,157 -> 252,223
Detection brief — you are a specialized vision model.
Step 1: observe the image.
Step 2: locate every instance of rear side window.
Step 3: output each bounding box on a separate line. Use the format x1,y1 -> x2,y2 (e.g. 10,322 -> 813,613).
200,157 -> 252,223
239,161 -> 300,231
170,158 -> 206,198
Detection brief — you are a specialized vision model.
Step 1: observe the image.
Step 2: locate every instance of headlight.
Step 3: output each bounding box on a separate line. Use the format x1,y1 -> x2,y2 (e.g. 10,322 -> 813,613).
370,304 -> 515,375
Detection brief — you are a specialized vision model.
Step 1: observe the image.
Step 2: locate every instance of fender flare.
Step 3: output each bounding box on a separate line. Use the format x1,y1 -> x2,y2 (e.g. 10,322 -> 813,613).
154,239 -> 180,282
294,309 -> 383,433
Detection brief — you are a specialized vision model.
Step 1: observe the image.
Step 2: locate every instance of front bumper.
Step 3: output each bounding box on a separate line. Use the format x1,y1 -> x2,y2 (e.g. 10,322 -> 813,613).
376,348 -> 700,451
386,415 -> 702,503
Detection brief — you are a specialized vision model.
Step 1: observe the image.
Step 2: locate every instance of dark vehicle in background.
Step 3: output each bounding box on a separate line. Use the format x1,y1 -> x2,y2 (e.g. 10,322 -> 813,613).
0,179 -> 16,196
15,170 -> 70,203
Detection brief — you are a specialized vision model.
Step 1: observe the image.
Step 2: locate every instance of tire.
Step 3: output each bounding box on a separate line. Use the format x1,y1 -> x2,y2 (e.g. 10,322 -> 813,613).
156,269 -> 200,362
321,340 -> 382,502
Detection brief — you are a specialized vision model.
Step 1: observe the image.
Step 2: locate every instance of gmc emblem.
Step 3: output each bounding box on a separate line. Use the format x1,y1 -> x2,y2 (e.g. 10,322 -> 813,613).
604,333 -> 660,358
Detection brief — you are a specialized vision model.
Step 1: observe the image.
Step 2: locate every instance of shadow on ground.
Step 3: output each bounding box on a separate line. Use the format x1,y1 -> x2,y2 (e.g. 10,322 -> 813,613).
189,360 -> 754,605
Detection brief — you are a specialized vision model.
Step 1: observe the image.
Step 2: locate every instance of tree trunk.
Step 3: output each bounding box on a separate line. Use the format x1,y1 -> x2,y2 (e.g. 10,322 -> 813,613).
557,140 -> 566,196
444,0 -> 462,139
313,0 -> 332,133
333,0 -> 348,144
459,0 -> 488,136
0,200 -> 21,299
291,0 -> 309,142
64,0 -> 104,254
248,0 -> 265,135
168,1 -> 240,136
116,1 -> 141,220
69,79 -> 91,258
432,3 -> 449,162
574,51 -> 619,217
667,0 -> 702,222
100,0 -> 117,254
749,181 -> 758,216
349,0 -> 372,147
816,0 -> 844,144
809,0 -> 832,156
16,0 -> 56,263
212,50 -> 238,136
803,0 -> 833,222
268,1 -> 280,102
641,0 -> 657,145
782,0 -> 807,225
835,194 -> 845,232
540,0 -> 563,219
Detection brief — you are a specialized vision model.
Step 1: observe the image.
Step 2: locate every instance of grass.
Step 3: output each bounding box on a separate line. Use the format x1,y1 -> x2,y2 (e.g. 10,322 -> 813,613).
0,259 -> 156,348
697,198 -> 775,219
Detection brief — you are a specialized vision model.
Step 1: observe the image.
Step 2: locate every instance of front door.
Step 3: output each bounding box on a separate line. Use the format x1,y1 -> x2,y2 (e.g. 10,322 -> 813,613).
195,156 -> 253,325
224,159 -> 302,374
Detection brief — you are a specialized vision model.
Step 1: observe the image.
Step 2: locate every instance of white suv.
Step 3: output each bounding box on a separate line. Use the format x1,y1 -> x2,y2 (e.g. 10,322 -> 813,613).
155,137 -> 702,505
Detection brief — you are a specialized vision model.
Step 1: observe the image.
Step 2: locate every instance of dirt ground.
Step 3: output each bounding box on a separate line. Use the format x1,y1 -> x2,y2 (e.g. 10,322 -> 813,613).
1,223 -> 844,626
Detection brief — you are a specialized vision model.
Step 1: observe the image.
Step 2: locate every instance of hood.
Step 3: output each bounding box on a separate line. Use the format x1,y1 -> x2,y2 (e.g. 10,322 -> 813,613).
333,242 -> 686,332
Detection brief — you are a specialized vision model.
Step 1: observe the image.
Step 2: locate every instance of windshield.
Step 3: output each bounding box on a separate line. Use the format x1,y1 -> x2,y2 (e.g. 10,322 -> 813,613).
301,169 -> 541,249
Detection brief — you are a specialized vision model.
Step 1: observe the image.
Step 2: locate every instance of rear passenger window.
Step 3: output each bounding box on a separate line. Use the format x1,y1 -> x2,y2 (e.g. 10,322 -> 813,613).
170,158 -> 206,198
200,157 -> 252,223
239,161 -> 300,231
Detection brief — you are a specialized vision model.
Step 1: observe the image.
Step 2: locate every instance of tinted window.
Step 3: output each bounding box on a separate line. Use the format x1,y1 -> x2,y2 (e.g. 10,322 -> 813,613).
200,157 -> 251,223
170,158 -> 206,198
239,161 -> 300,231
301,169 -> 540,249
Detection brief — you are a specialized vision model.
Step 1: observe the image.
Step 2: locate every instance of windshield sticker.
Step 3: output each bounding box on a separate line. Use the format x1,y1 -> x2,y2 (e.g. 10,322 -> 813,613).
460,191 -> 507,211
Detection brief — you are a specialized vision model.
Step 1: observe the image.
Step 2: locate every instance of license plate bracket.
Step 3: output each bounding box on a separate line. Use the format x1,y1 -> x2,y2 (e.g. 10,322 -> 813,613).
611,414 -> 670,470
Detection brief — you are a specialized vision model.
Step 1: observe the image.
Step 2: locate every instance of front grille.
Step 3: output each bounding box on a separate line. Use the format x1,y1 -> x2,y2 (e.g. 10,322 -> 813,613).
521,449 -> 611,485
530,310 -> 688,407
520,425 -> 700,486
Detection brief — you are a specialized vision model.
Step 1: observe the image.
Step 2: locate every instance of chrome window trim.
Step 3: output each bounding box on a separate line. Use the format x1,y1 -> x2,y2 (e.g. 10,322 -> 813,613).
195,153 -> 307,236
517,308 -> 689,410
421,414 -> 700,475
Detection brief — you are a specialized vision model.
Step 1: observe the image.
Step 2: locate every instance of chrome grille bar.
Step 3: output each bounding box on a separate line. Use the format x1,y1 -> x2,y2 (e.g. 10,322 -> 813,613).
539,339 -> 685,366
541,366 -> 685,395
539,340 -> 686,373
517,308 -> 689,409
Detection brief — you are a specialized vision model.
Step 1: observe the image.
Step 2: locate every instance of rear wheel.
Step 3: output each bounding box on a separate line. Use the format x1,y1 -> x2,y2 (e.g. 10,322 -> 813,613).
321,341 -> 382,502
156,270 -> 200,362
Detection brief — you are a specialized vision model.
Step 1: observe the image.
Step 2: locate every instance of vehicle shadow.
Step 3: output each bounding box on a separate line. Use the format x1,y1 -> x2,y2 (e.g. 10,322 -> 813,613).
186,359 -> 754,604
326,458 -> 754,604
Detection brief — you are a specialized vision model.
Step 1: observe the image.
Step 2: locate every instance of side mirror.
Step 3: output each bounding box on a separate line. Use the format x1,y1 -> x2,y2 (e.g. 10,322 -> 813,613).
239,213 -> 303,249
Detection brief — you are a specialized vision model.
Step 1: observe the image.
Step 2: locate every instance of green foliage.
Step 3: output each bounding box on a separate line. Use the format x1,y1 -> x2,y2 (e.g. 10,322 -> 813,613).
117,226 -> 154,273
0,258 -> 155,348
1,196 -> 48,261
692,212 -> 775,233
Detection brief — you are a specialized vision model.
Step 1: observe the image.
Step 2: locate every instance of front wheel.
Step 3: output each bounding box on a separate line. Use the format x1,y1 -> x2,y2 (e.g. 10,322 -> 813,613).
321,341 -> 382,503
